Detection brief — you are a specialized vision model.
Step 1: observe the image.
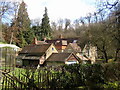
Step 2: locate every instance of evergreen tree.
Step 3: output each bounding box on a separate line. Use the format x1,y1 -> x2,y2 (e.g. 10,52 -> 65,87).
15,1 -> 34,47
41,7 -> 52,39
32,26 -> 42,40
17,1 -> 30,31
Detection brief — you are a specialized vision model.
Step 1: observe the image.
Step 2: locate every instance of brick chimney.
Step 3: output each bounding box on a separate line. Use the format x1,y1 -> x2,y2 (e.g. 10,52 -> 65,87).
44,37 -> 47,41
33,37 -> 38,44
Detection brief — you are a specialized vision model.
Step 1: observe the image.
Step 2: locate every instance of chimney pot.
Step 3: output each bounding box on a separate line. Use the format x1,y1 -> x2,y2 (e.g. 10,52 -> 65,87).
59,34 -> 63,39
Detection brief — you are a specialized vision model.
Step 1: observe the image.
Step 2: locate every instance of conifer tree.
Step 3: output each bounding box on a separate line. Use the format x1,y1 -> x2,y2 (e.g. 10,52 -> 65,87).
15,1 -> 34,47
41,7 -> 51,39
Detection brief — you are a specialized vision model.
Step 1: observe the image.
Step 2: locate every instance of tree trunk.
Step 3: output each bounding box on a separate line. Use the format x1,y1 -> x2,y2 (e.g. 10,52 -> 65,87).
10,32 -> 13,44
103,51 -> 108,63
114,49 -> 119,61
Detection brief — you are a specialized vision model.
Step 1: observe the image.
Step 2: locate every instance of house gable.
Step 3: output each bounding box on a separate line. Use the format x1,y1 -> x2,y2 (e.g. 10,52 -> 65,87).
65,53 -> 79,64
46,53 -> 80,65
46,53 -> 71,62
82,44 -> 97,64
64,43 -> 81,53
45,44 -> 58,59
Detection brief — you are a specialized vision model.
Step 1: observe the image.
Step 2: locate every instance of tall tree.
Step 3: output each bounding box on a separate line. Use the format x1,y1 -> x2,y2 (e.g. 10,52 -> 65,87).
31,18 -> 42,40
88,0 -> 120,62
41,7 -> 51,39
17,1 -> 30,31
32,25 -> 41,40
13,1 -> 34,47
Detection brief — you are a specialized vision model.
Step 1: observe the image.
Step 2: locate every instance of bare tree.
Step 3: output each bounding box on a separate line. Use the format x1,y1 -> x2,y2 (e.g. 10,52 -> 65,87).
57,18 -> 63,31
64,18 -> 71,31
51,21 -> 57,31
0,1 -> 20,42
85,13 -> 92,24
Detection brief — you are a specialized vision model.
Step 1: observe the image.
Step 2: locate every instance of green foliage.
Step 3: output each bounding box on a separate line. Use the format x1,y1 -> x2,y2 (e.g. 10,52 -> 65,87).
23,29 -> 35,44
16,30 -> 27,47
49,64 -> 105,89
17,1 -> 31,30
0,42 -> 6,44
41,7 -> 52,39
66,64 -> 104,88
49,63 -> 120,89
102,62 -> 120,82
14,1 -> 34,47
32,26 -> 42,40
103,81 -> 120,89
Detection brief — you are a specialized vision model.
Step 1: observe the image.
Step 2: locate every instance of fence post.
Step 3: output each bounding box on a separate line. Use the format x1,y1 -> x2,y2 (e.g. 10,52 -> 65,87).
0,48 -> 2,89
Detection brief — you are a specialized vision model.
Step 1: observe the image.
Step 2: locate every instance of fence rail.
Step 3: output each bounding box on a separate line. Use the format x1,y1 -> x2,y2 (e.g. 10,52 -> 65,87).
1,67 -> 63,89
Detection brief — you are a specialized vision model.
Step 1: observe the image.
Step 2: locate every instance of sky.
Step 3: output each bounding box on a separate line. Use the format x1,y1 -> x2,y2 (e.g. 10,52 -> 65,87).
23,0 -> 97,22
2,0 -> 97,22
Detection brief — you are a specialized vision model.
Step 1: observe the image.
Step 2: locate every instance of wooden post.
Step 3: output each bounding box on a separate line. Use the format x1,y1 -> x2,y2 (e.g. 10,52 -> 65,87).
0,48 -> 2,89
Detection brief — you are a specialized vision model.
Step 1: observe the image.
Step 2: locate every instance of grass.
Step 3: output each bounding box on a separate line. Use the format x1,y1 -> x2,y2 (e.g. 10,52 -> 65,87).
0,42 -> 7,44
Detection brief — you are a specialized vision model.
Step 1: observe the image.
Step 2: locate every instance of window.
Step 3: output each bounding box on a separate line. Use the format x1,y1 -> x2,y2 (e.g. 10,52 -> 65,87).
65,61 -> 77,65
52,48 -> 54,51
73,40 -> 77,43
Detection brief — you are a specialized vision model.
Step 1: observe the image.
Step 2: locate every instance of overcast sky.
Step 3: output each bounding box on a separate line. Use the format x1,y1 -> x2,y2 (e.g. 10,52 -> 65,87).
23,0 -> 97,22
2,0 -> 97,22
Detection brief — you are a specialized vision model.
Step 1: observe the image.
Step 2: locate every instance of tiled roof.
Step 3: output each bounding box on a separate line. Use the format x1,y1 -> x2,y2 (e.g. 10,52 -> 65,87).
37,41 -> 48,45
19,44 -> 51,54
64,43 -> 81,53
46,38 -> 79,45
78,55 -> 90,61
47,53 -> 72,62
69,43 -> 81,52
17,54 -> 40,60
46,40 -> 67,46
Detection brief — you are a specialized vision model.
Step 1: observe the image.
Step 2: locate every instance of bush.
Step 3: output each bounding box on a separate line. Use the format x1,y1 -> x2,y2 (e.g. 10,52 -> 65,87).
49,64 -> 105,89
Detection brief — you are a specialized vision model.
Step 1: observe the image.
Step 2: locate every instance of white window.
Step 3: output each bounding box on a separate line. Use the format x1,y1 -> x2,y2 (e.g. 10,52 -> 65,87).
65,61 -> 78,65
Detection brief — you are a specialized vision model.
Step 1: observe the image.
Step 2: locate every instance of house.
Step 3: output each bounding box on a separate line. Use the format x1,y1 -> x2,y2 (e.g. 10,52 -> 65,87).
45,53 -> 80,66
32,35 -> 79,52
45,35 -> 79,52
64,43 -> 92,64
82,44 -> 97,64
47,39 -> 67,52
78,54 -> 91,64
46,39 -> 68,52
17,36 -> 98,67
17,43 -> 58,67
64,43 -> 81,55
